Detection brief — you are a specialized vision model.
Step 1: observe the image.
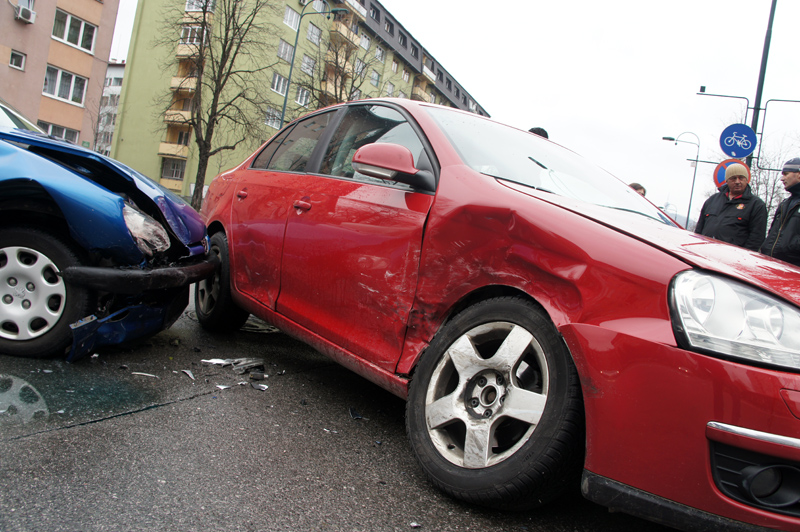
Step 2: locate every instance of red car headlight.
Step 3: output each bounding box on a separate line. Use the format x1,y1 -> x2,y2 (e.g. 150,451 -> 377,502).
671,270 -> 800,371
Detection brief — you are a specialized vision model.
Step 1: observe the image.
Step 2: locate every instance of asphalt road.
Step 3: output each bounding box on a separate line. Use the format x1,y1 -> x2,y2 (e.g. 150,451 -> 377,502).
0,299 -> 674,532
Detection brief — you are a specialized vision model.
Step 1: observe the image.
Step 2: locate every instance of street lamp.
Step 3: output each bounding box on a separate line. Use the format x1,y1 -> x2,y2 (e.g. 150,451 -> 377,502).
279,1 -> 348,127
662,132 -> 700,229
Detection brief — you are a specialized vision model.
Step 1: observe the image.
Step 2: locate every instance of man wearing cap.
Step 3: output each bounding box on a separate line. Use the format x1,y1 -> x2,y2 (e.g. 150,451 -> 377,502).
761,158 -> 800,266
694,162 -> 767,251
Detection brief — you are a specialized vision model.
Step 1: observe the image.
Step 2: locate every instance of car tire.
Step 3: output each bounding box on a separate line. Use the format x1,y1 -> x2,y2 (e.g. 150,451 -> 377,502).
0,227 -> 91,358
406,297 -> 585,511
195,232 -> 249,332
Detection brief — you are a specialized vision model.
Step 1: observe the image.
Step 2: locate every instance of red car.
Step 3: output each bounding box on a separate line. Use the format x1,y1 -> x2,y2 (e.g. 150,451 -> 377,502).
197,99 -> 800,531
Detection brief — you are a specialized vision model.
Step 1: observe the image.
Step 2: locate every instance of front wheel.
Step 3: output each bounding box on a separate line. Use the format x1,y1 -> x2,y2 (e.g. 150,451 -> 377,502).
195,232 -> 249,332
406,297 -> 585,511
0,227 -> 91,358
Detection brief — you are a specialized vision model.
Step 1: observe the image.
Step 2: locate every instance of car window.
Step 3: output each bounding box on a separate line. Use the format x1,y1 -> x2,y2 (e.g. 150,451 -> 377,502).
320,105 -> 424,186
250,125 -> 296,169
258,111 -> 335,173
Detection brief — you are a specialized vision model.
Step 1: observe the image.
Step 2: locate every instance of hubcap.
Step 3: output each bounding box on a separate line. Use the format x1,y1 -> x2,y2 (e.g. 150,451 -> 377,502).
425,322 -> 549,469
196,242 -> 221,314
0,246 -> 67,341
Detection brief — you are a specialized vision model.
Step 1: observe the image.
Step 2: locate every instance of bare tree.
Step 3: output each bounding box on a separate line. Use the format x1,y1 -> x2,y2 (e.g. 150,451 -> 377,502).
750,151 -> 787,221
289,27 -> 389,120
155,0 -> 280,209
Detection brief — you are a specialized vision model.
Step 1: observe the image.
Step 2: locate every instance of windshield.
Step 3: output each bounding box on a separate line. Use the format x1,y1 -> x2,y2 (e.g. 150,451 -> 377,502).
425,106 -> 674,225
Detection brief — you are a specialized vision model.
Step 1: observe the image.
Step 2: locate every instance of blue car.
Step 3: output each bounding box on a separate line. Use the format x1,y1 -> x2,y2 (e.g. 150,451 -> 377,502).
0,127 -> 217,360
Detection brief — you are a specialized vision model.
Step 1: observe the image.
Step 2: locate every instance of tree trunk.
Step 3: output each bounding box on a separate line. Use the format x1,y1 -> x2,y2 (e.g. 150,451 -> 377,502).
191,151 -> 210,210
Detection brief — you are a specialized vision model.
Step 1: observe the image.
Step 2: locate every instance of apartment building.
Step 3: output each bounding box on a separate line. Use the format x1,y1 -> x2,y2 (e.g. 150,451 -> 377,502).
0,0 -> 120,145
95,59 -> 124,155
112,0 -> 487,198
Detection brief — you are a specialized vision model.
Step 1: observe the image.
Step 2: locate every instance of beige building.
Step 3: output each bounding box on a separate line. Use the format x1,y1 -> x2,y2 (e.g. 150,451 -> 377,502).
0,0 -> 119,146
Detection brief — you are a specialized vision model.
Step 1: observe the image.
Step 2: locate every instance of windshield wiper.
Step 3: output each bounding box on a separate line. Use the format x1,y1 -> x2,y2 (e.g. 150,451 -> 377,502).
528,156 -> 547,169
602,205 -> 667,223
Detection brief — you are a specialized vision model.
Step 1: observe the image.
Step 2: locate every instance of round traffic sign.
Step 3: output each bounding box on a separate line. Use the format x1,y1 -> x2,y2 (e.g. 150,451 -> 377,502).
713,158 -> 749,188
719,124 -> 756,158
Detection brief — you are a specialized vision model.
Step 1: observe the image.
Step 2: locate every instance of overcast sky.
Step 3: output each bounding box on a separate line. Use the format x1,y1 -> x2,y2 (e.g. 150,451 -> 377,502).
111,0 -> 800,223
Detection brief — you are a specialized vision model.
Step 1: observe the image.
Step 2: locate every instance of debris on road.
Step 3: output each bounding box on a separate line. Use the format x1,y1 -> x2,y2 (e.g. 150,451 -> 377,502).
131,372 -> 159,378
182,370 -> 195,381
251,383 -> 269,391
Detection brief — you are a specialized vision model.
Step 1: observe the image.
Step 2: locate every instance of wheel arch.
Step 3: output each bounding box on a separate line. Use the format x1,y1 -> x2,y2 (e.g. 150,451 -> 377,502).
0,179 -> 74,243
399,284 -> 577,378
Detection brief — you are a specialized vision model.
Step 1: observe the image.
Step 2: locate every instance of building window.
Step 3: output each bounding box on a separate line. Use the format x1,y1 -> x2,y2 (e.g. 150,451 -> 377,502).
354,59 -> 365,78
398,91 -> 407,99
375,47 -> 384,62
271,72 -> 288,95
180,25 -> 204,45
278,39 -> 293,62
312,0 -> 324,11
37,121 -> 79,143
9,50 -> 25,70
410,44 -> 418,58
446,79 -> 452,91
43,65 -> 87,105
386,82 -> 394,97
112,77 -> 122,86
177,130 -> 191,145
18,0 -> 33,9
300,55 -> 316,76
185,0 -> 215,11
384,20 -> 394,35
398,32 -> 407,48
402,69 -> 409,83
369,4 -> 379,22
283,6 -> 300,30
307,23 -> 321,45
265,106 -> 281,129
351,89 -> 361,101
429,89 -> 435,103
437,70 -> 443,82
360,34 -> 370,50
296,87 -> 310,107
52,10 -> 96,53
391,60 -> 398,73
162,158 -> 186,180
370,70 -> 380,87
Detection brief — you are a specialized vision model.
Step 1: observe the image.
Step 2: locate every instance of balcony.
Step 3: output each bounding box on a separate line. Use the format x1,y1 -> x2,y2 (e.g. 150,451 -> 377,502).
411,86 -> 428,102
164,109 -> 192,124
158,142 -> 189,158
170,76 -> 198,91
159,178 -> 184,192
422,64 -> 436,84
329,21 -> 358,48
344,0 -> 366,20
176,43 -> 200,58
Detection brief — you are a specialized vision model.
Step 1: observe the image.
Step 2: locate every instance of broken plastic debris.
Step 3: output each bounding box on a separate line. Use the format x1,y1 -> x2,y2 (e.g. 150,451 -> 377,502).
410,523 -> 422,529
131,372 -> 159,378
182,370 -> 195,380
251,383 -> 269,391
349,408 -> 363,420
232,358 -> 265,374
201,358 -> 231,366
216,385 -> 231,390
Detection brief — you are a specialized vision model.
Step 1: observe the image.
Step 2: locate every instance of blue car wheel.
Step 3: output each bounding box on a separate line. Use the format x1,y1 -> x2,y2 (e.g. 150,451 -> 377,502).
0,227 -> 92,358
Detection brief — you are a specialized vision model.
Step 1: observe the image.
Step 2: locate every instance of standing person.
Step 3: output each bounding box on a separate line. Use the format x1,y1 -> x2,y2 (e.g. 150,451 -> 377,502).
528,127 -> 548,139
761,158 -> 800,267
629,183 -> 646,196
694,162 -> 767,251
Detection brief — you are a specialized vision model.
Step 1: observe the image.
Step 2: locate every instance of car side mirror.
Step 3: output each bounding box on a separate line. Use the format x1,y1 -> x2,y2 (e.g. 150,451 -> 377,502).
352,143 -> 435,192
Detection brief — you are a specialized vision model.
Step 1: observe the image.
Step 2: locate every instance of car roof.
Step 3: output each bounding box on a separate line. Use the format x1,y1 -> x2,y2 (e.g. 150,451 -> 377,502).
0,98 -> 43,132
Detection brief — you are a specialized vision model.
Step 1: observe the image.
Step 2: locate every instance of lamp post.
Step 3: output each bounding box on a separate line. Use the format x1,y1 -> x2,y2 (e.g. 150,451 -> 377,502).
279,1 -> 348,127
663,132 -> 700,229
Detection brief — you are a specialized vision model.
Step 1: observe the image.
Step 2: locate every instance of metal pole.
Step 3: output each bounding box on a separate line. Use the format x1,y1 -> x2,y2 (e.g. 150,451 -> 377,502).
279,2 -> 345,127
747,0 -> 778,168
686,145 -> 699,229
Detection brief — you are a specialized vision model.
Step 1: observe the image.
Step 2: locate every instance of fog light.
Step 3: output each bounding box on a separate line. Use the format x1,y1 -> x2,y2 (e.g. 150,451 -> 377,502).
741,465 -> 800,508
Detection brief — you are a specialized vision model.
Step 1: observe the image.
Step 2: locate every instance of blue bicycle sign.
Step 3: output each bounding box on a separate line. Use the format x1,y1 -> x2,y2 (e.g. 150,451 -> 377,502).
719,124 -> 756,158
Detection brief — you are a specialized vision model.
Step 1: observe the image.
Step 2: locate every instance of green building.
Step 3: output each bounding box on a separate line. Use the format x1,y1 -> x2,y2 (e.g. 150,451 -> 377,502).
112,0 -> 488,198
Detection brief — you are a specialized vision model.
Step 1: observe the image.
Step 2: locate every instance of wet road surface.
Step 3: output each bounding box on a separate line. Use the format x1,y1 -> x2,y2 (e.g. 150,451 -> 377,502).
0,302 -> 674,532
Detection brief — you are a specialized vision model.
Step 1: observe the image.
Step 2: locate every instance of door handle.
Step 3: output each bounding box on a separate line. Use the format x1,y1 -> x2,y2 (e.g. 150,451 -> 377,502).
293,200 -> 312,211
237,189 -> 248,199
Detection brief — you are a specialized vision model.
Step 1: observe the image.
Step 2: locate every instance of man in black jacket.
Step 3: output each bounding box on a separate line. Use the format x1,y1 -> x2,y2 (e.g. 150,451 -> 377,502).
695,162 -> 767,251
761,158 -> 800,267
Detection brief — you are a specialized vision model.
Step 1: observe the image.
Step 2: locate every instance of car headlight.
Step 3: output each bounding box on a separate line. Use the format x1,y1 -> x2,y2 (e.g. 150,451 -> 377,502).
671,270 -> 800,371
122,204 -> 171,257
